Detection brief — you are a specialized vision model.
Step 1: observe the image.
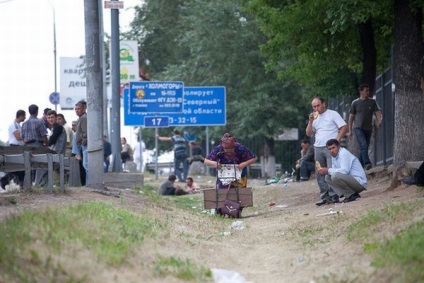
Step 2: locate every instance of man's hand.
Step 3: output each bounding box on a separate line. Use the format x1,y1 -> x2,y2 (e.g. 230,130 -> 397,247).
317,167 -> 329,175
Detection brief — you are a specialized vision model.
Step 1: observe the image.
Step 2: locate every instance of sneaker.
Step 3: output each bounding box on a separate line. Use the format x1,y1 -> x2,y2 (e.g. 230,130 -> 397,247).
343,193 -> 360,203
328,196 -> 340,203
316,199 -> 330,206
365,163 -> 372,170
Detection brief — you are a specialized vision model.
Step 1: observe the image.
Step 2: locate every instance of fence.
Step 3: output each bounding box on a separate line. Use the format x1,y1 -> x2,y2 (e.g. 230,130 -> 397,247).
0,146 -> 81,191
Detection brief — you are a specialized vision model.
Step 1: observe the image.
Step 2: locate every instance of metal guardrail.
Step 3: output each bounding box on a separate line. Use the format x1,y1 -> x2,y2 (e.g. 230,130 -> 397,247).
0,150 -> 80,192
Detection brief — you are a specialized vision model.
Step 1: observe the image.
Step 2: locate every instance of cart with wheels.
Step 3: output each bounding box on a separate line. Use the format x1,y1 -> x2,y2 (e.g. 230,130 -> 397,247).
203,164 -> 253,217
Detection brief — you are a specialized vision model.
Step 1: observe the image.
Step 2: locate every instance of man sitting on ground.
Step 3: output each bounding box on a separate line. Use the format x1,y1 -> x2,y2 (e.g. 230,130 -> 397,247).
186,177 -> 201,194
317,139 -> 367,204
158,175 -> 188,196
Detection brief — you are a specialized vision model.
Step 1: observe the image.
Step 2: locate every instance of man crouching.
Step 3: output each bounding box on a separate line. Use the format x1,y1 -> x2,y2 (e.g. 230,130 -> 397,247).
317,139 -> 367,203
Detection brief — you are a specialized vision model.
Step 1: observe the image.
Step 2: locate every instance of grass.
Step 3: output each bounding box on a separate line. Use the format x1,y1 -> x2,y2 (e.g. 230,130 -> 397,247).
346,199 -> 424,282
154,256 -> 212,281
0,201 -> 159,282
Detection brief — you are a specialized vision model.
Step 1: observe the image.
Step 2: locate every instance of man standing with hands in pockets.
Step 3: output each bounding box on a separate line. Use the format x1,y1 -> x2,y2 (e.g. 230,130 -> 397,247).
306,97 -> 348,206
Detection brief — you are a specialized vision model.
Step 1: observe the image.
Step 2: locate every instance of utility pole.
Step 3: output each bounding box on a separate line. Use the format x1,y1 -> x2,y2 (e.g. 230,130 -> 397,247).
110,0 -> 122,172
98,0 -> 108,137
84,0 -> 104,186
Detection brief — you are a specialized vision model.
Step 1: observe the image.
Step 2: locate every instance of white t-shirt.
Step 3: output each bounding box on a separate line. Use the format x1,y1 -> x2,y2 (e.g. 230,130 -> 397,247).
312,109 -> 346,147
8,120 -> 24,146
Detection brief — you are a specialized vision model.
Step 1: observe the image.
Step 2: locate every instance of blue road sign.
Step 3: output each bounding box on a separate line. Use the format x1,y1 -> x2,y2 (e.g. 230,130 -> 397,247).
49,92 -> 60,105
129,81 -> 184,113
123,86 -> 226,126
144,116 -> 169,127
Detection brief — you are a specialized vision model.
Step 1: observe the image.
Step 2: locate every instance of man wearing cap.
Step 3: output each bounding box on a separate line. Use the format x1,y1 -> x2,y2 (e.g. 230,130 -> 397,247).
204,133 -> 257,188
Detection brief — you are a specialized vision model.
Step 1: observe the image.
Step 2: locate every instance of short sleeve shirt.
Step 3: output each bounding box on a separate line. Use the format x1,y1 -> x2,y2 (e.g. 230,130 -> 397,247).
350,98 -> 381,130
312,110 -> 347,147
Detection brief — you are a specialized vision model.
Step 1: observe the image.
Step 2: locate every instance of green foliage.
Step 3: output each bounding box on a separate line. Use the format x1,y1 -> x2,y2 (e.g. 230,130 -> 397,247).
0,202 -> 159,282
126,0 -> 308,145
247,0 -> 395,96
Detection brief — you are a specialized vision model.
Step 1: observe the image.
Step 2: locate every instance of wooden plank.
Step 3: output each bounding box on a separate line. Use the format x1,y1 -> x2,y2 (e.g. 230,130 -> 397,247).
203,187 -> 253,209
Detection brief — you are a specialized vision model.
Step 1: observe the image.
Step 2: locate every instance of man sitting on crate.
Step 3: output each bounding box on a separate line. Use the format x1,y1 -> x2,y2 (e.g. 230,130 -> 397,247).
204,133 -> 257,188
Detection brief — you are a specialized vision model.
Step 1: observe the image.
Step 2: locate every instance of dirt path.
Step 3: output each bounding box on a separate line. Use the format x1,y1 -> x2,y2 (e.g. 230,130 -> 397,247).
0,172 -> 423,282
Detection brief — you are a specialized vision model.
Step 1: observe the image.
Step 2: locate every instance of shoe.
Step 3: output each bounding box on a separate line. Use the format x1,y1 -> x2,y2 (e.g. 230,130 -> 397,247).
328,196 -> 340,203
365,163 -> 372,170
343,193 -> 360,203
316,199 -> 329,206
401,176 -> 420,185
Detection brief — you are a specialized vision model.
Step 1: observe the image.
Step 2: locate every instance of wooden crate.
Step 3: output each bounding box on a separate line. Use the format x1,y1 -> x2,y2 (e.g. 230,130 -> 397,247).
203,187 -> 253,209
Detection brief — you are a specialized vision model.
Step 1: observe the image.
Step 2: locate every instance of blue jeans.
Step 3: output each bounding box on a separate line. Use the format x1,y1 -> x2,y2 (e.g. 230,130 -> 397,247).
174,151 -> 188,182
82,145 -> 88,183
354,128 -> 372,167
300,160 -> 315,179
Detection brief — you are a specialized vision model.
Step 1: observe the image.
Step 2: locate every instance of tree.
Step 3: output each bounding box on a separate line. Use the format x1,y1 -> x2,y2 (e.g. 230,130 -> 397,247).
392,0 -> 424,185
247,0 -> 394,96
127,0 -> 310,177
248,0 -> 423,182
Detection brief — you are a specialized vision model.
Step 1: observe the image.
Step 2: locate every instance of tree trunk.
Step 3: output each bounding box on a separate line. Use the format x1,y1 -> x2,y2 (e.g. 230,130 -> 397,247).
392,0 -> 424,188
358,19 -> 377,93
261,138 -> 276,178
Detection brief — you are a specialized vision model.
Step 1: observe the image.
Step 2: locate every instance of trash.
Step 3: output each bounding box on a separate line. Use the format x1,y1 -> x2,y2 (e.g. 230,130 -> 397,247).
283,183 -> 288,189
265,177 -> 280,185
217,231 -> 231,236
316,210 -> 343,217
269,200 -> 276,206
230,220 -> 245,230
275,204 -> 288,208
211,268 -> 249,283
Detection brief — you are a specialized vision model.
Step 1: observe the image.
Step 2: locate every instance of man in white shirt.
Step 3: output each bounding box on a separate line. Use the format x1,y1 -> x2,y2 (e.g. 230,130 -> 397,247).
306,97 -> 348,206
8,110 -> 26,146
1,110 -> 26,190
317,139 -> 367,203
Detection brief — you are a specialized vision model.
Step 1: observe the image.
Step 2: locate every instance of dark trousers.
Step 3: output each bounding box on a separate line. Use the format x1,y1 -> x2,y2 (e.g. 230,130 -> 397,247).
354,128 -> 372,167
415,162 -> 424,184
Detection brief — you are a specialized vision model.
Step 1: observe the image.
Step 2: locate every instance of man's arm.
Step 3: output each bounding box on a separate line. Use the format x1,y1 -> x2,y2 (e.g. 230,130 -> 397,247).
156,134 -> 172,141
336,125 -> 348,142
375,110 -> 383,127
348,113 -> 355,138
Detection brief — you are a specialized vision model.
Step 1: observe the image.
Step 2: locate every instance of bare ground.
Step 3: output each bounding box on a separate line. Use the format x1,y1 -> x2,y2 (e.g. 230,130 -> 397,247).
0,170 -> 423,283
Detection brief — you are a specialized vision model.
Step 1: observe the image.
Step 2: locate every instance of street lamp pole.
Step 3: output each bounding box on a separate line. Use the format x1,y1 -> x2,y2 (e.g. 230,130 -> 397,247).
50,0 -> 58,112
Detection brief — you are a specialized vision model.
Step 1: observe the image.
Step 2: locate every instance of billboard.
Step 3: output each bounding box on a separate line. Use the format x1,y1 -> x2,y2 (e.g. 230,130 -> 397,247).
59,57 -> 86,110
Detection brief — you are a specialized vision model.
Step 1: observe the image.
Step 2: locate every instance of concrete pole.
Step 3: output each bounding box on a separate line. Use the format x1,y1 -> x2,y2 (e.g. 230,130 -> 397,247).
98,0 -> 109,137
84,0 -> 104,186
110,1 -> 122,172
